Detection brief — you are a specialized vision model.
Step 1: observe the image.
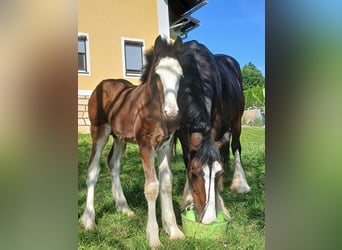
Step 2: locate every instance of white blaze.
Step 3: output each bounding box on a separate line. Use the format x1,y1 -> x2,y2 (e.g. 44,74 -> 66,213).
201,161 -> 222,224
155,57 -> 183,118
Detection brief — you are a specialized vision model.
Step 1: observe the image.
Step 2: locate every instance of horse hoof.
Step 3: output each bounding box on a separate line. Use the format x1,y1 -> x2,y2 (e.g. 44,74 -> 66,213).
123,208 -> 135,217
84,223 -> 97,230
117,207 -> 135,217
218,207 -> 232,223
80,211 -> 96,230
230,181 -> 251,194
223,210 -> 232,223
81,217 -> 96,230
126,210 -> 135,217
170,232 -> 185,240
169,226 -> 185,240
149,238 -> 162,249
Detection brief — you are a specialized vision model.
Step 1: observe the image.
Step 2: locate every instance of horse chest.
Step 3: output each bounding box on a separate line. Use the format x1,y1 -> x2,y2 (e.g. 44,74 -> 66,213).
134,117 -> 168,145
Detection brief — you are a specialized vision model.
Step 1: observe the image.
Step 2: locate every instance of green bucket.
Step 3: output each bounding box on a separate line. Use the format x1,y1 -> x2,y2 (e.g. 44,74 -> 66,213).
181,208 -> 228,239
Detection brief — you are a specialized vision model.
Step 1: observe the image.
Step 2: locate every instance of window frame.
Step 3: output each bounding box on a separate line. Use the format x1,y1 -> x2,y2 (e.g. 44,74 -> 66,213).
121,37 -> 145,78
78,32 -> 91,75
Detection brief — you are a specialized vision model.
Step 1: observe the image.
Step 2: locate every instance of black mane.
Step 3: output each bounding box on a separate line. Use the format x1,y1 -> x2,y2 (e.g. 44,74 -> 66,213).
195,136 -> 221,166
176,40 -> 223,165
177,41 -> 221,134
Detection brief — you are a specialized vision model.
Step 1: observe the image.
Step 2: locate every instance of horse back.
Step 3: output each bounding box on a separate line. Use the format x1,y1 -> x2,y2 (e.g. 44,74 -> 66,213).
88,78 -> 172,144
88,79 -> 138,139
215,54 -> 244,122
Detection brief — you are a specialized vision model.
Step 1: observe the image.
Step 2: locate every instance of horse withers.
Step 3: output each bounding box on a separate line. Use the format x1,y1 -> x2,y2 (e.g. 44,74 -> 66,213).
176,41 -> 250,225
80,35 -> 184,248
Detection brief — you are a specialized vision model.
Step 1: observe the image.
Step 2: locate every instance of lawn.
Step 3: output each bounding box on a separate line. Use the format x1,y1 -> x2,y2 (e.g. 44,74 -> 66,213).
78,127 -> 265,249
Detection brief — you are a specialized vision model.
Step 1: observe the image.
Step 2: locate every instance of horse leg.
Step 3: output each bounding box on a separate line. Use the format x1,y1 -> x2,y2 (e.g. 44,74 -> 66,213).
219,131 -> 231,172
81,124 -> 111,229
157,136 -> 185,240
139,143 -> 161,248
177,130 -> 194,210
107,138 -> 134,217
230,117 -> 251,194
217,131 -> 231,191
216,193 -> 232,222
180,174 -> 193,211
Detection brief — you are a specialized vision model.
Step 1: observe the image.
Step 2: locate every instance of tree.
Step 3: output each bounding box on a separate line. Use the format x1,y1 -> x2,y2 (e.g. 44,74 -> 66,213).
244,85 -> 265,109
241,62 -> 265,90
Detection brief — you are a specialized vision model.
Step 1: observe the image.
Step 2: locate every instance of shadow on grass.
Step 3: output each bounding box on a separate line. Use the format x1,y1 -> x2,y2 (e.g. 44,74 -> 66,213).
78,225 -> 128,250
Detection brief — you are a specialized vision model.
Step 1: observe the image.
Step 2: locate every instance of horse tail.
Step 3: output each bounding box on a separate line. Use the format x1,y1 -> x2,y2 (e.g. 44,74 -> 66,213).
87,80 -> 108,125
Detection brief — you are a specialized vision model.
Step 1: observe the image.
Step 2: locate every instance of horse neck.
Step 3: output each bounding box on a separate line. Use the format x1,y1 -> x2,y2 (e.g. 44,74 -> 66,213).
142,56 -> 164,100
139,73 -> 163,109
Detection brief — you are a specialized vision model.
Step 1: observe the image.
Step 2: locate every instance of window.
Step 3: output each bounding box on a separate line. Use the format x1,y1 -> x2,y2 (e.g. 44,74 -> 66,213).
78,33 -> 90,75
122,38 -> 144,77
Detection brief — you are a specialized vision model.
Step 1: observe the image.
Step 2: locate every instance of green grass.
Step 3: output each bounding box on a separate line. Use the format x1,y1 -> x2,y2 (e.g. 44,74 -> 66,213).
78,127 -> 265,249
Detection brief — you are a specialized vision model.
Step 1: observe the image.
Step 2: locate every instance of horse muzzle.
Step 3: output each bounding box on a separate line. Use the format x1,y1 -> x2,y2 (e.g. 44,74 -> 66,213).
164,106 -> 179,120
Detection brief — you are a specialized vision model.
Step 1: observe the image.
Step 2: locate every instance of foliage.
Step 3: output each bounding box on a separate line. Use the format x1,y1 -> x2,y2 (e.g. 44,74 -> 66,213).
244,85 -> 265,109
78,127 -> 265,249
241,62 -> 265,90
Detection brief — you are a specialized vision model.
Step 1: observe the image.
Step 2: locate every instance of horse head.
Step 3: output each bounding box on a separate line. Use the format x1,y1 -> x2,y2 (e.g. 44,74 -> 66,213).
142,35 -> 183,120
185,132 -> 224,224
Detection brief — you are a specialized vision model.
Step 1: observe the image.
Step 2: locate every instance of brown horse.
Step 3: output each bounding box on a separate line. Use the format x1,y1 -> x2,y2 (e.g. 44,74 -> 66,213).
80,35 -> 184,247
175,41 -> 250,225
214,54 -> 250,194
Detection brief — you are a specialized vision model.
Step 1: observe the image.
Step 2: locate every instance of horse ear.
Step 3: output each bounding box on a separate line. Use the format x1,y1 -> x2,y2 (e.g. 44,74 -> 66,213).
154,35 -> 164,55
173,36 -> 183,53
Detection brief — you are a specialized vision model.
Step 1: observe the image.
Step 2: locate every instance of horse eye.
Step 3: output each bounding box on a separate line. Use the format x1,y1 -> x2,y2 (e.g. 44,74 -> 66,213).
190,169 -> 202,179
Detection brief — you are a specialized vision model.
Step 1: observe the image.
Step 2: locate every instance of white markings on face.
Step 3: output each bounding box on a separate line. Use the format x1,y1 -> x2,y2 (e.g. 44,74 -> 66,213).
201,161 -> 222,224
155,56 -> 183,119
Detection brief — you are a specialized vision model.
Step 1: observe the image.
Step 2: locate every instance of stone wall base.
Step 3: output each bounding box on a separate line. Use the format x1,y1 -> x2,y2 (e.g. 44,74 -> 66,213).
78,95 -> 91,134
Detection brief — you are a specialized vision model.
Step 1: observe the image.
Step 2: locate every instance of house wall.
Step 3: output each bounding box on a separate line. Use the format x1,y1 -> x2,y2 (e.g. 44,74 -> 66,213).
78,0 -> 160,89
78,94 -> 91,134
78,0 -> 166,133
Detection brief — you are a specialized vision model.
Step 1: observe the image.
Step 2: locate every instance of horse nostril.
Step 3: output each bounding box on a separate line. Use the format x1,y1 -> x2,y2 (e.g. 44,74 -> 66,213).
165,108 -> 178,118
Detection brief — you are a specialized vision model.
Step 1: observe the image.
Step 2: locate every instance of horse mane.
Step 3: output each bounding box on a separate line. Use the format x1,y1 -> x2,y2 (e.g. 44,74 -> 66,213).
178,41 -> 221,133
140,48 -> 154,84
172,127 -> 221,168
195,136 -> 221,166
176,40 -> 223,167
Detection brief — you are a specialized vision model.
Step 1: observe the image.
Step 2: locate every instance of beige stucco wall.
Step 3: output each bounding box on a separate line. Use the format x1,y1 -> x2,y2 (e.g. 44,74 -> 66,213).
78,0 -> 160,90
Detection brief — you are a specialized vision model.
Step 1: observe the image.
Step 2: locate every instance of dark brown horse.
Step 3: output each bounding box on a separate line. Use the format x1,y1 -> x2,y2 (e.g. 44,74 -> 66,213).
80,35 -> 184,247
175,41 -> 250,224
214,54 -> 250,194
